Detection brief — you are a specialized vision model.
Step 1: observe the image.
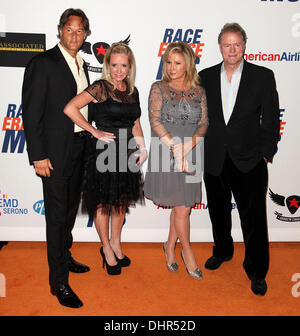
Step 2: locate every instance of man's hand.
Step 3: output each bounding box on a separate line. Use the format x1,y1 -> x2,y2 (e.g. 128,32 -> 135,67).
33,158 -> 53,177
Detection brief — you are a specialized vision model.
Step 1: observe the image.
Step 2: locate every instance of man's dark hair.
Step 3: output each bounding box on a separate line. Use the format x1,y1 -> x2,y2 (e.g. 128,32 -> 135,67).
57,8 -> 91,38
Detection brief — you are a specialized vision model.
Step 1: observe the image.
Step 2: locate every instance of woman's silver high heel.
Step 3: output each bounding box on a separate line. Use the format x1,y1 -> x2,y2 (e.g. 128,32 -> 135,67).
163,242 -> 178,273
181,250 -> 202,280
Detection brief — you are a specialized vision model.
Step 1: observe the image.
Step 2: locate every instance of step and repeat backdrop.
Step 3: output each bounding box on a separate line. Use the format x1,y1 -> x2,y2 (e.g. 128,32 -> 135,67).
0,0 -> 300,242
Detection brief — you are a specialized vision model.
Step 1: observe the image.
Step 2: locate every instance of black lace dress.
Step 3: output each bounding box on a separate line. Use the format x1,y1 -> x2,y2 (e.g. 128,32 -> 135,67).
82,79 -> 144,216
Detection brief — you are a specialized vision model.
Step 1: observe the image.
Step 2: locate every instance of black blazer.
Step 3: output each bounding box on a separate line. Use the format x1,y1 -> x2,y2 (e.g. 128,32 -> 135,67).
199,60 -> 280,176
22,45 -> 90,177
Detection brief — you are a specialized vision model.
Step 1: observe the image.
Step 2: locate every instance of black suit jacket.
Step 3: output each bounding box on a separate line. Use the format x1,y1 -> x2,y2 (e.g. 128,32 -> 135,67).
22,45 -> 90,177
199,60 -> 280,176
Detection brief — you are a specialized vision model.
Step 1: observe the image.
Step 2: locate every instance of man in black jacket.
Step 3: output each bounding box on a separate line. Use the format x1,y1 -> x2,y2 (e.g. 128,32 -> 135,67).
22,8 -> 91,308
199,23 -> 280,296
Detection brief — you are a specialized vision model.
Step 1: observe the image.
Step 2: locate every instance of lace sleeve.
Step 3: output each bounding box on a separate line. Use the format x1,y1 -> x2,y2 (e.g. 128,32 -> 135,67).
85,80 -> 107,103
193,86 -> 209,138
148,82 -> 170,139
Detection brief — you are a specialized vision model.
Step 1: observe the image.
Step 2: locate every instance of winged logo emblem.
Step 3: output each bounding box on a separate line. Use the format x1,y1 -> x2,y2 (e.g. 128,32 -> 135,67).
81,34 -> 131,65
269,189 -> 300,215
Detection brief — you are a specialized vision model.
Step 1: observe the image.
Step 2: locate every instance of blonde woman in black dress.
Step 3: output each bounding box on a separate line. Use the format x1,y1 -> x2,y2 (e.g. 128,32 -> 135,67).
64,43 -> 146,275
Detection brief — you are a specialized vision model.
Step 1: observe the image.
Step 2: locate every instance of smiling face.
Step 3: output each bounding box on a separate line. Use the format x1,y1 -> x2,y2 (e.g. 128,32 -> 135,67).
219,31 -> 245,69
109,53 -> 130,87
166,52 -> 187,83
59,15 -> 86,57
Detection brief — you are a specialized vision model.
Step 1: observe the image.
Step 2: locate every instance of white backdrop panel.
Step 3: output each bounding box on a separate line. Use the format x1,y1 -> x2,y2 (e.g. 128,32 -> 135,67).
0,0 -> 300,241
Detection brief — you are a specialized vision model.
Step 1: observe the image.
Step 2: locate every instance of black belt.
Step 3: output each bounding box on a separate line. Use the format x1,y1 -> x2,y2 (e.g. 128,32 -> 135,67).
74,131 -> 87,137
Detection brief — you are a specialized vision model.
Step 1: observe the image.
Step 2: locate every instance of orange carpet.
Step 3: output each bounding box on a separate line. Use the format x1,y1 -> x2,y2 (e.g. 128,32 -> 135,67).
0,241 -> 299,316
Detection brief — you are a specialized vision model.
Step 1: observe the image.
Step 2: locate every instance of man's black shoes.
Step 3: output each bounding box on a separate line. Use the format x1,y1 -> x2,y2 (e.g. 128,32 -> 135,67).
68,256 -> 90,273
204,255 -> 232,270
51,284 -> 83,308
205,255 -> 267,296
250,277 -> 267,296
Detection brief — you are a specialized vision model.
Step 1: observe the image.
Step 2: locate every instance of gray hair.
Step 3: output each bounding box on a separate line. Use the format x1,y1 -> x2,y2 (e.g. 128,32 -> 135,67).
218,23 -> 247,44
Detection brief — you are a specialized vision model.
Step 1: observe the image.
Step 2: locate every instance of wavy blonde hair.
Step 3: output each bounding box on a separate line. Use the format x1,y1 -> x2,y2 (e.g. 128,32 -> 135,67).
101,42 -> 136,94
162,41 -> 199,89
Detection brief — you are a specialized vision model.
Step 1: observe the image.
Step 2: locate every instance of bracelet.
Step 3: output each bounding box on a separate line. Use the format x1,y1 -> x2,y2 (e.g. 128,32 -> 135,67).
139,147 -> 147,152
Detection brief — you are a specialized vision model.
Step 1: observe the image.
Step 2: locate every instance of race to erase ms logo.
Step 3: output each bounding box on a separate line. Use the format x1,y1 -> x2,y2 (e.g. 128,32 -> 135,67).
1,103 -> 25,154
274,108 -> 287,155
156,28 -> 205,80
279,108 -> 286,142
0,190 -> 28,216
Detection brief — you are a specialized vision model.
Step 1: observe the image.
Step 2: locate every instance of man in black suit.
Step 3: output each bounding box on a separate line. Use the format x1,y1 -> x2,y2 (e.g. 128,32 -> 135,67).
22,8 -> 92,308
199,23 -> 279,296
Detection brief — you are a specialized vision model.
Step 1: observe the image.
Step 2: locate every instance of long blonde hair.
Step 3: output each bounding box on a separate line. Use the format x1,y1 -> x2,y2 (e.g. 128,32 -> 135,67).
162,41 -> 199,89
101,42 -> 136,94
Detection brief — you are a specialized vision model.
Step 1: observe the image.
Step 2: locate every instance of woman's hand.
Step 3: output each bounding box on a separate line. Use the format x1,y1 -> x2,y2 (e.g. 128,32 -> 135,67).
172,140 -> 193,161
135,148 -> 148,166
92,129 -> 116,143
174,157 -> 188,172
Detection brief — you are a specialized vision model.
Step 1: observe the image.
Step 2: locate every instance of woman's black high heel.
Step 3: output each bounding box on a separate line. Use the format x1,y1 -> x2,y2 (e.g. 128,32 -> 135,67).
114,253 -> 131,268
100,247 -> 121,275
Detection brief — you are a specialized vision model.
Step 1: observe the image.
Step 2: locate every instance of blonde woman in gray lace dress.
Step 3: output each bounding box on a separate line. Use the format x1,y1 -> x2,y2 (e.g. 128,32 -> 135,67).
144,42 -> 208,280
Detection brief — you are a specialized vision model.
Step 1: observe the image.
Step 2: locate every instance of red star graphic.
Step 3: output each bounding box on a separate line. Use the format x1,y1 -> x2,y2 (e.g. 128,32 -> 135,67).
96,45 -> 107,56
288,198 -> 300,209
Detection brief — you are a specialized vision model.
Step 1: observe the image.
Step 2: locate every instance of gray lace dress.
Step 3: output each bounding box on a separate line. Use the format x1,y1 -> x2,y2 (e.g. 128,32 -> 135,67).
144,81 -> 208,207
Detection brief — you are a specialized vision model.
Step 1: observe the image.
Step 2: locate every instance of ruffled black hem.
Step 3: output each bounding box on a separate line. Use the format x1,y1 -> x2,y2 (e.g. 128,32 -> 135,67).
81,137 -> 145,217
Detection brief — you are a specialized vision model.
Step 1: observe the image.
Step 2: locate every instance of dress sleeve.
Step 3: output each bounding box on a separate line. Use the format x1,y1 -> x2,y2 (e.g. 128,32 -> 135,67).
148,82 -> 170,139
193,86 -> 209,138
134,87 -> 142,116
85,80 -> 107,102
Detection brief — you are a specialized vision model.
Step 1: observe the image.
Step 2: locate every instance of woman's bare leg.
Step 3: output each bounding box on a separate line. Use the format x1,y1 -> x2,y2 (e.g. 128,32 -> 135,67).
173,205 -> 198,271
109,207 -> 126,259
94,208 -> 117,266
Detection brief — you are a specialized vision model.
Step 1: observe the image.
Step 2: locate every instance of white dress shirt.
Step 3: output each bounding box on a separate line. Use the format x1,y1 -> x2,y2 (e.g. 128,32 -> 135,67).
58,43 -> 88,132
220,60 -> 244,125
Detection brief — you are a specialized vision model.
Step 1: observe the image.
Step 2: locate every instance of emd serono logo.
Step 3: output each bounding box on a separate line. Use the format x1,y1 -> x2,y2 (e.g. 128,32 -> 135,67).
0,190 -> 28,215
